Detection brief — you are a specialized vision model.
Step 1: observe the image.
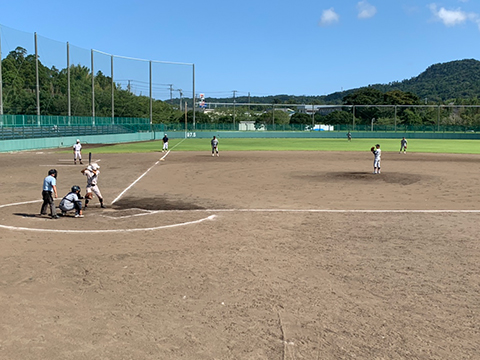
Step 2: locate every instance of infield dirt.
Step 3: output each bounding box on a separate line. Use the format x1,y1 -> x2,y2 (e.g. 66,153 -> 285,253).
1,149 -> 479,359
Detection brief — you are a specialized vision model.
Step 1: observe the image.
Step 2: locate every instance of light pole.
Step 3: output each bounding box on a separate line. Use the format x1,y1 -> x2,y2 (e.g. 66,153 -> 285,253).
371,117 -> 375,132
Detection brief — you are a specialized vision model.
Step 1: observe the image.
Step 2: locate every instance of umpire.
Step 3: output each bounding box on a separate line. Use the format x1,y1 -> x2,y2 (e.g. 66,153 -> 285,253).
40,169 -> 59,219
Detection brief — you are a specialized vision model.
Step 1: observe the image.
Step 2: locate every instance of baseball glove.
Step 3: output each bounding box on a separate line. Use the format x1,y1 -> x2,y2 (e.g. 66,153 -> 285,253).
371,146 -> 375,152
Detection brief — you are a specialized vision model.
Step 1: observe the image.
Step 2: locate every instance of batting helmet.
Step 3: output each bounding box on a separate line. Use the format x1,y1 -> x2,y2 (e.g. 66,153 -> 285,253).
91,162 -> 100,171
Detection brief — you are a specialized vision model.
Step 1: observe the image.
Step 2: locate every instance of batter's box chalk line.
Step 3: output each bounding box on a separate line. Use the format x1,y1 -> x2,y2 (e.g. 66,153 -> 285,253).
0,200 -> 217,233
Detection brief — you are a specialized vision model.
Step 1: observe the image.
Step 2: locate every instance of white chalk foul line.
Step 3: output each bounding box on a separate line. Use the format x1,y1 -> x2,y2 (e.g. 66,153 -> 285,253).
104,208 -> 480,216
111,140 -> 187,205
97,207 -> 480,221
0,214 -> 216,233
0,199 -> 43,208
192,209 -> 480,213
111,150 -> 170,205
159,149 -> 170,161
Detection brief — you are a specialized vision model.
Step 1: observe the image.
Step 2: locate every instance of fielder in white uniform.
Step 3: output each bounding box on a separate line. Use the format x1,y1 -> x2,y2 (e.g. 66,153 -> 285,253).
372,144 -> 381,174
81,162 -> 105,208
211,136 -> 219,156
73,139 -> 83,165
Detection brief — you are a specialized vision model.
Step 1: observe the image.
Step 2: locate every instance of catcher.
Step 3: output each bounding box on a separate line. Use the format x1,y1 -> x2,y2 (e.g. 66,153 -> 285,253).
81,162 -> 105,208
59,185 -> 84,218
371,144 -> 381,174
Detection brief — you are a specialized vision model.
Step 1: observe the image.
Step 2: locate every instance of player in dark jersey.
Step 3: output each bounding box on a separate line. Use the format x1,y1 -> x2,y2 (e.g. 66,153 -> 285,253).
400,137 -> 407,154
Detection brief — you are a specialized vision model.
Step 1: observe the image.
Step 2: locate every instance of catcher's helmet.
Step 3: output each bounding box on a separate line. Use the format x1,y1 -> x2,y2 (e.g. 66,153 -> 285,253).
48,169 -> 58,178
71,185 -> 81,193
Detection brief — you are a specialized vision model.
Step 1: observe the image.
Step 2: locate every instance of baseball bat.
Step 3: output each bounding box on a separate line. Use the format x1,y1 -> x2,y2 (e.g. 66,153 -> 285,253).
89,152 -> 92,165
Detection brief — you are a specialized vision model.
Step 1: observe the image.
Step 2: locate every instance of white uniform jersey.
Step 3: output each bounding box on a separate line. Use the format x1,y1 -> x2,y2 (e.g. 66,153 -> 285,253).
73,143 -> 82,152
84,169 -> 99,186
374,148 -> 381,161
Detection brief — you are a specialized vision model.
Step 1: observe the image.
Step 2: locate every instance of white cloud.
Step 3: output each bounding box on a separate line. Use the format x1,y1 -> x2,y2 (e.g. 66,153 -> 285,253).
429,4 -> 467,26
357,1 -> 377,19
429,3 -> 480,30
319,8 -> 340,27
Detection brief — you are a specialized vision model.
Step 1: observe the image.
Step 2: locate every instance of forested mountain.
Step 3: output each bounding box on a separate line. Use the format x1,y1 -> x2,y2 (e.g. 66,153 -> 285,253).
200,59 -> 480,105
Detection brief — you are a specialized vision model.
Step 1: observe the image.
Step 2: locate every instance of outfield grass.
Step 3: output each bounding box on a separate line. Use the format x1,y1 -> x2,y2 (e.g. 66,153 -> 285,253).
85,138 -> 480,154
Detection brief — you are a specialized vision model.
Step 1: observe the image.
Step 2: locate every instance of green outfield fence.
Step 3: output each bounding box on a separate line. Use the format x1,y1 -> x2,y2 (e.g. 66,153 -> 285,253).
0,115 -> 152,141
2,114 -> 480,152
157,122 -> 480,133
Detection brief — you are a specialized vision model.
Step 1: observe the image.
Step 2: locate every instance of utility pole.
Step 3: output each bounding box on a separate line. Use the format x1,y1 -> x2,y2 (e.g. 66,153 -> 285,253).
169,84 -> 173,102
232,90 -> 237,129
178,89 -> 183,111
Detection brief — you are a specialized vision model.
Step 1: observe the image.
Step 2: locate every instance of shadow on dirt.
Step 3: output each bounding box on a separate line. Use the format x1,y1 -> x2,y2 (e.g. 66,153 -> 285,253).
13,213 -> 40,218
113,196 -> 204,211
327,172 -> 423,185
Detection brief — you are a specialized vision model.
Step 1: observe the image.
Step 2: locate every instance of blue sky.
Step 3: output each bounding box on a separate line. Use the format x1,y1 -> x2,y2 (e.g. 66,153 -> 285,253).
1,0 -> 479,100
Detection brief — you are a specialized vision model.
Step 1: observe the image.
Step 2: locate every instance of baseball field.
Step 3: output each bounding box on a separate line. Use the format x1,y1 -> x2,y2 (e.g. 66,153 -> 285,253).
0,138 -> 479,359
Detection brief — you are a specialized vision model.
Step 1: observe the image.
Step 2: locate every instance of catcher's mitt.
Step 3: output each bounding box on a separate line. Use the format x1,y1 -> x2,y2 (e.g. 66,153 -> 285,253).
371,146 -> 375,152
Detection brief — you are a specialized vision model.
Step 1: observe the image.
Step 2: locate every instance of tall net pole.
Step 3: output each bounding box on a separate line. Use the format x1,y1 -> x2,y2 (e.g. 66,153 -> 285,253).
67,42 -> 71,117
149,60 -> 152,127
0,28 -> 3,115
111,55 -> 114,120
35,33 -> 40,118
192,63 -> 195,129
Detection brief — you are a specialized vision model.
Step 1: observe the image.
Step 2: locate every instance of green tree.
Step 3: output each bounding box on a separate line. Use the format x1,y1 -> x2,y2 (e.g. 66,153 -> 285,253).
290,112 -> 312,124
256,110 -> 290,126
319,110 -> 353,125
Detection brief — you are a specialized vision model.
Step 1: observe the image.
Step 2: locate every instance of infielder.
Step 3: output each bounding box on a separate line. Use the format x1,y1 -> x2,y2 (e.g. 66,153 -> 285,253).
162,134 -> 169,152
211,136 -> 219,156
81,162 -> 105,208
371,144 -> 381,174
400,137 -> 408,154
73,139 -> 83,165
59,185 -> 84,218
